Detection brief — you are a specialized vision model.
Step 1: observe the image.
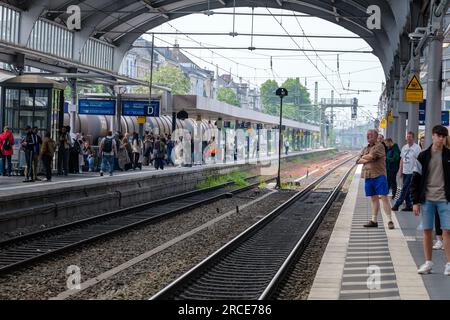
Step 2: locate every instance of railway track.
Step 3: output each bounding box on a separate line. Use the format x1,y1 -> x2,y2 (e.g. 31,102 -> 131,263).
151,158 -> 355,300
0,176 -> 269,275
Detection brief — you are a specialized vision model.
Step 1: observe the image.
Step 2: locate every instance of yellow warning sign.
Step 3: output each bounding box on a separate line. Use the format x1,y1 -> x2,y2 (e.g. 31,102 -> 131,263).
380,117 -> 386,129
405,75 -> 423,103
137,116 -> 146,124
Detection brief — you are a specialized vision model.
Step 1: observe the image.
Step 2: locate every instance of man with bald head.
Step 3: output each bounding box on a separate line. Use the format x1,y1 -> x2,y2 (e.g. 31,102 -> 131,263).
357,129 -> 395,229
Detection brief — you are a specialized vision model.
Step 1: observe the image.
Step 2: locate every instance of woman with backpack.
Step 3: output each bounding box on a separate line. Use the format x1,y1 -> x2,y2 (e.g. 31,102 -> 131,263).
40,131 -> 56,182
0,126 -> 14,176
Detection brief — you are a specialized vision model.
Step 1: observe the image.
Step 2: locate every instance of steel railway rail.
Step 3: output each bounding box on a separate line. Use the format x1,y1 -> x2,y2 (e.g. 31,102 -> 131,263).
151,158 -> 355,300
0,176 -> 270,274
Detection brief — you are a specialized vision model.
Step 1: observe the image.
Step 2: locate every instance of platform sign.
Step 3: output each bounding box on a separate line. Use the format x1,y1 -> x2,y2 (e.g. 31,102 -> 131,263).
419,100 -> 426,125
442,111 -> 449,126
418,100 -> 449,126
137,116 -> 146,124
78,99 -> 116,115
122,100 -> 160,117
380,117 -> 386,129
387,111 -> 393,123
405,75 -> 424,103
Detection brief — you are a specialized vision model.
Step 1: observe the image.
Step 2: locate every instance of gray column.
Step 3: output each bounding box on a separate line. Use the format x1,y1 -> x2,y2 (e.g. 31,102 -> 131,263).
391,81 -> 399,142
69,78 -> 77,134
398,112 -> 407,149
114,93 -> 122,133
425,31 -> 444,147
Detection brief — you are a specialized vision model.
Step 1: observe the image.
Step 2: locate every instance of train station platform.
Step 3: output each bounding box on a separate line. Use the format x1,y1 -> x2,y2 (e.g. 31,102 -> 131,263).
309,165 -> 450,300
0,148 -> 334,236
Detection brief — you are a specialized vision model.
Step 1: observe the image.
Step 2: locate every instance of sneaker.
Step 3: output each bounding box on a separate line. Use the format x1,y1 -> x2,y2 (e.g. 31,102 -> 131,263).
391,206 -> 399,211
364,221 -> 378,228
433,240 -> 444,250
444,263 -> 450,276
418,261 -> 434,274
388,221 -> 395,229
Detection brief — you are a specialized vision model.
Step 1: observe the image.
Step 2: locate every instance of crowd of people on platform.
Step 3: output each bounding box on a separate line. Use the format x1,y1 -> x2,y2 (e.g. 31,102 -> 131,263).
357,126 -> 450,277
0,126 -> 219,180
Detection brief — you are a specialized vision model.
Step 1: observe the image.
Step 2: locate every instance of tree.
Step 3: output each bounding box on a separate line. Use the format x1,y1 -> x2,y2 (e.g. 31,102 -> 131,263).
280,78 -> 312,122
64,84 -> 106,101
136,65 -> 190,95
260,79 -> 279,116
217,87 -> 240,107
281,78 -> 310,106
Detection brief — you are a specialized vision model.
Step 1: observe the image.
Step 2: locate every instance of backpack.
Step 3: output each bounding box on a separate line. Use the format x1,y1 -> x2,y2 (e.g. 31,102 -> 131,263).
103,137 -> 113,153
3,137 -> 12,150
73,140 -> 81,153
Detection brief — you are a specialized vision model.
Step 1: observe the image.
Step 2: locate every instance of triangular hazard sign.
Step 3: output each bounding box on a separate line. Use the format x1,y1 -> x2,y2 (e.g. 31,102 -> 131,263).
406,75 -> 423,91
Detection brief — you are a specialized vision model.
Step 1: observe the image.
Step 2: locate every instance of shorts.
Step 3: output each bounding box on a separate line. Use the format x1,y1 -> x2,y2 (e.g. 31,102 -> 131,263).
365,175 -> 388,197
421,201 -> 450,230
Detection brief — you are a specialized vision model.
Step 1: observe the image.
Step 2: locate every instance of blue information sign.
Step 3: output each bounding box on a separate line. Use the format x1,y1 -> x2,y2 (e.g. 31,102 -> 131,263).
122,100 -> 160,117
418,100 -> 449,126
78,99 -> 116,115
419,100 -> 426,125
442,111 -> 449,126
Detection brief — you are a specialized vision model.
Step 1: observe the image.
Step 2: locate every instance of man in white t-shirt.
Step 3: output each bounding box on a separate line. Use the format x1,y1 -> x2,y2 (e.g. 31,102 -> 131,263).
392,131 -> 422,211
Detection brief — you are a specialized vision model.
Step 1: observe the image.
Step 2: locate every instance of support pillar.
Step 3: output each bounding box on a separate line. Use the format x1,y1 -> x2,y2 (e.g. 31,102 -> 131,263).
398,112 -> 407,148
425,32 -> 444,147
391,81 -> 399,142
69,78 -> 77,135
114,93 -> 121,134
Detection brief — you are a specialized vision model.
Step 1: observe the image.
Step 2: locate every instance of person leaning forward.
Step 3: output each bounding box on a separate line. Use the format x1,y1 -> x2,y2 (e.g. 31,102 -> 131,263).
357,129 -> 395,229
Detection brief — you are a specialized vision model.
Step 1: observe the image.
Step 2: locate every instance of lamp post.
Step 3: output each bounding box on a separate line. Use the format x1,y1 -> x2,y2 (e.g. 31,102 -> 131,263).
275,88 -> 288,189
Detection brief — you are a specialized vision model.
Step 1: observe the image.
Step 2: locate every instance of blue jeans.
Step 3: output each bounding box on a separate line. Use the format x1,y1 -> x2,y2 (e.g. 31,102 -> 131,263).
421,201 -> 450,230
83,155 -> 95,171
394,173 -> 412,208
101,154 -> 114,176
0,155 -> 12,175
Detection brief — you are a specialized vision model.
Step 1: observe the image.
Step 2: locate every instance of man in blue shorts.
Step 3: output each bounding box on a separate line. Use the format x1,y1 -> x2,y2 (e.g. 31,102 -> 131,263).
357,129 -> 395,229
411,125 -> 450,275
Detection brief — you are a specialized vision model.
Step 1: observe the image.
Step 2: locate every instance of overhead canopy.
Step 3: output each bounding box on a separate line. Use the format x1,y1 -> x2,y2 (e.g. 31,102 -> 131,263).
0,74 -> 66,89
7,0 -> 431,81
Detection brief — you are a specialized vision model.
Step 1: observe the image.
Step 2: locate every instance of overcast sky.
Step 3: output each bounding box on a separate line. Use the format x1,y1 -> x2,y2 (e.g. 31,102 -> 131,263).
143,7 -> 385,128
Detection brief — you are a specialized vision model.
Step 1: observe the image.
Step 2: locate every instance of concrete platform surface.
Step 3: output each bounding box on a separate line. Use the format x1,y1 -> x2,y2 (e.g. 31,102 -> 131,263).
309,165 -> 450,300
